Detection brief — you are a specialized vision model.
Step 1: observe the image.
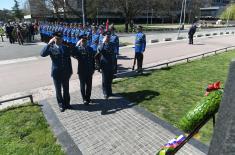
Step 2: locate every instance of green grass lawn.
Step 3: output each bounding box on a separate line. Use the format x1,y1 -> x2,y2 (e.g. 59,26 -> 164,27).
113,50 -> 235,145
0,104 -> 65,155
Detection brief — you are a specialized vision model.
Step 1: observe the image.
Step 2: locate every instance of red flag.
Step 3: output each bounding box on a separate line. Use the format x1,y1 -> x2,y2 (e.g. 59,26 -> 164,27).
106,19 -> 109,31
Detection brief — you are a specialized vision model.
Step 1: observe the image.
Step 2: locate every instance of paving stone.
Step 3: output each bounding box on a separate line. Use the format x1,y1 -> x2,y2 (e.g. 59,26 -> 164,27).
44,85 -> 207,155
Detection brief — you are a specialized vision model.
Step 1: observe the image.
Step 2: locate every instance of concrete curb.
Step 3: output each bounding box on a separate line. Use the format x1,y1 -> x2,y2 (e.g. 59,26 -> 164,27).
40,100 -> 83,155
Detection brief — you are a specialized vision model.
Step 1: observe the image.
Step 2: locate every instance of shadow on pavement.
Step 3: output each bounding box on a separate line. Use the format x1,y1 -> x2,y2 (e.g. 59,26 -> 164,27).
118,90 -> 160,103
193,43 -> 205,45
71,96 -> 136,115
117,64 -> 132,71
118,55 -> 133,60
71,90 -> 159,115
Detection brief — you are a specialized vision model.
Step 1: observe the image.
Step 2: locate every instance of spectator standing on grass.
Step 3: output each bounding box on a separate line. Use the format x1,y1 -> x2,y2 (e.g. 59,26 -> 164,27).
134,25 -> 146,74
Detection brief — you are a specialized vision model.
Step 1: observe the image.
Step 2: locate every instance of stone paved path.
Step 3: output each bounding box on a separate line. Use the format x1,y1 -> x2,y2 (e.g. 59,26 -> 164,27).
43,85 -> 208,155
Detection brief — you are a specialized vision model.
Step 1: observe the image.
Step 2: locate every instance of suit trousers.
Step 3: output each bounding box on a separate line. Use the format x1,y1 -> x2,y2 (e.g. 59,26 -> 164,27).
101,68 -> 113,96
189,35 -> 194,44
79,73 -> 93,101
53,76 -> 71,108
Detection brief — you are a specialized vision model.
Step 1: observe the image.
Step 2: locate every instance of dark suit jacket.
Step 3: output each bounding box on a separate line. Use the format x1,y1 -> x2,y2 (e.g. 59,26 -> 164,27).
73,45 -> 95,76
41,44 -> 73,78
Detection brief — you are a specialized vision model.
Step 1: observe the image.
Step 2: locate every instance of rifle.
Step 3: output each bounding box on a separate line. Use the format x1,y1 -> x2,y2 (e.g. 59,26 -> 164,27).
132,54 -> 137,70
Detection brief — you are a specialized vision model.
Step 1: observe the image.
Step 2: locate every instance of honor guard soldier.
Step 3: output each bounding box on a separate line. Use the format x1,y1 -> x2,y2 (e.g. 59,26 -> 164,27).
66,23 -> 73,45
134,25 -> 146,74
96,31 -> 115,99
110,25 -> 119,75
63,23 -> 69,42
90,26 -> 100,53
41,32 -> 73,112
98,25 -> 105,45
188,23 -> 197,45
73,35 -> 95,105
71,23 -> 77,46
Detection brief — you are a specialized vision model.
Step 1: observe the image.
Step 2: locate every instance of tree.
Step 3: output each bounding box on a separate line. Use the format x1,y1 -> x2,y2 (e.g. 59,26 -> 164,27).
112,0 -> 149,32
220,3 -> 235,20
0,9 -> 14,22
12,0 -> 23,20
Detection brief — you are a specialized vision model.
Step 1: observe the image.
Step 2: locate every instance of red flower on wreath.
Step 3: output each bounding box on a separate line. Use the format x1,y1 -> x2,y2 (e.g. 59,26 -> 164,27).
205,81 -> 221,96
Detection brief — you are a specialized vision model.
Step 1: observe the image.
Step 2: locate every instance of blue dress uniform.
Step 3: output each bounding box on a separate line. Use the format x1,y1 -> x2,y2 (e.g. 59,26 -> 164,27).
86,29 -> 92,46
135,26 -> 146,73
90,31 -> 100,53
63,24 -> 69,42
41,39 -> 73,112
74,28 -> 80,44
110,32 -> 119,74
72,40 -> 95,104
66,27 -> 72,44
71,28 -> 77,46
96,33 -> 115,99
99,33 -> 104,45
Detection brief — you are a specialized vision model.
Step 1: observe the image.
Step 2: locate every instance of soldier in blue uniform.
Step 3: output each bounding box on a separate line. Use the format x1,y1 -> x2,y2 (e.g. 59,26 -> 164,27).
96,31 -> 115,99
90,26 -> 100,53
98,25 -> 105,45
41,32 -> 73,112
134,25 -> 146,74
110,25 -> 119,75
63,23 -> 69,42
73,35 -> 95,105
71,23 -> 77,46
66,23 -> 73,45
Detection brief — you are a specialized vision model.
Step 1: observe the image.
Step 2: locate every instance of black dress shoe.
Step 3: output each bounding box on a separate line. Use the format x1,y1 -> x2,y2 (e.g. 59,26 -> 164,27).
86,99 -> 91,104
59,107 -> 65,112
83,100 -> 89,105
104,95 -> 109,99
66,104 -> 73,109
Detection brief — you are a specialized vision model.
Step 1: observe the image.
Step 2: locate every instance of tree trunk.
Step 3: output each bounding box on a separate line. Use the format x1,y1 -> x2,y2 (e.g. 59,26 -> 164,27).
125,18 -> 129,33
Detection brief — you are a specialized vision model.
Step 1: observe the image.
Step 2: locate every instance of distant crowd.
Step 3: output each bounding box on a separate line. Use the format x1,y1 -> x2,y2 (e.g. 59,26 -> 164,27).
0,22 -> 38,45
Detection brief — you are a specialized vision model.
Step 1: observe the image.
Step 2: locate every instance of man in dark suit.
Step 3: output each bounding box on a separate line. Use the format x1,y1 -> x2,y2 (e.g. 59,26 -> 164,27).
73,35 -> 95,105
96,31 -> 115,99
188,24 -> 197,45
41,32 -> 73,112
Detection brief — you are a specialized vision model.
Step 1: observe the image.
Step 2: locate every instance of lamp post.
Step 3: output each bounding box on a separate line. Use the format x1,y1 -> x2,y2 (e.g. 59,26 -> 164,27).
151,8 -> 153,25
146,9 -> 149,26
82,0 -> 85,26
182,0 -> 187,30
96,8 -> 98,25
177,0 -> 186,38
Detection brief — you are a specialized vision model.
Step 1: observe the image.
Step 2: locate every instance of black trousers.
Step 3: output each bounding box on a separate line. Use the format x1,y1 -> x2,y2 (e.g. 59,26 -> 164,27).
0,35 -> 3,42
135,52 -> 143,71
8,34 -> 14,44
53,76 -> 71,108
189,35 -> 193,44
101,68 -> 113,96
113,54 -> 118,74
79,73 -> 93,101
